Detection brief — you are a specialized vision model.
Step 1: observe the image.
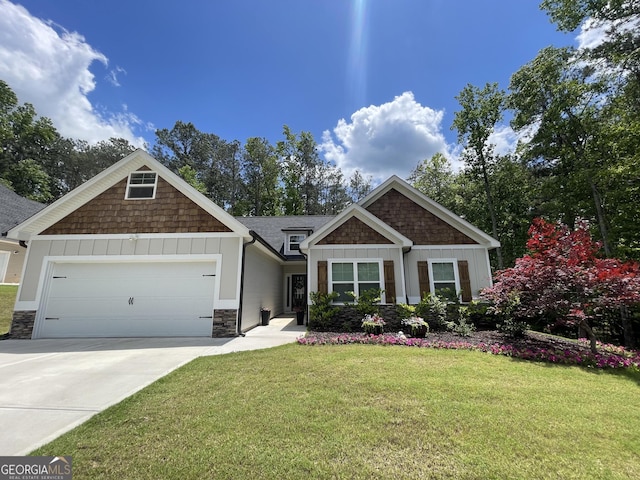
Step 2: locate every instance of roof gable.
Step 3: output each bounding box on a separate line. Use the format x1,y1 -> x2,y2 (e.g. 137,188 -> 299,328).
359,176 -> 500,248
7,149 -> 251,240
300,204 -> 412,250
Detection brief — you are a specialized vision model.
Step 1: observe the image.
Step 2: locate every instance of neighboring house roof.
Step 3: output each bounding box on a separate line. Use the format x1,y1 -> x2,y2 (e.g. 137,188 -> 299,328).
7,149 -> 252,241
237,215 -> 334,257
0,184 -> 45,236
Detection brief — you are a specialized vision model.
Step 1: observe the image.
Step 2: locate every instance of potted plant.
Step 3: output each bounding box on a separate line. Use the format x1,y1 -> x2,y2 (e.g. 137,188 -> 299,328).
401,315 -> 429,338
361,314 -> 385,335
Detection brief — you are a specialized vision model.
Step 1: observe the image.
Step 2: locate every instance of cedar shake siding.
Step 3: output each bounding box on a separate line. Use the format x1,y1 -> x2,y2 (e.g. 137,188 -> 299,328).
42,176 -> 232,235
366,189 -> 477,245
317,217 -> 393,245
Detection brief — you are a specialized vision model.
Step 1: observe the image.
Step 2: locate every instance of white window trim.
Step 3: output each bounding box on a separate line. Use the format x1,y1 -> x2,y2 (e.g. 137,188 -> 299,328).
428,258 -> 460,298
285,232 -> 306,255
125,171 -> 158,200
328,258 -> 384,304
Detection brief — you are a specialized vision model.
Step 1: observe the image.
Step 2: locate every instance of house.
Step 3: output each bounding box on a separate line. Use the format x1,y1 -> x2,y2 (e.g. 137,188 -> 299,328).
7,149 -> 499,339
0,184 -> 45,284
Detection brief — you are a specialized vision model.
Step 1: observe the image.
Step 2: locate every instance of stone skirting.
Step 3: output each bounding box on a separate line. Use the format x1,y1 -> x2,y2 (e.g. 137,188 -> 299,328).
10,310 -> 36,339
212,309 -> 238,337
310,304 -> 401,332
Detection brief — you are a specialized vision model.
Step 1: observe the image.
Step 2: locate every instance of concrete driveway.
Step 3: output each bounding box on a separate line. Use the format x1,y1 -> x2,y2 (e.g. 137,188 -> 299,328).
0,317 -> 304,456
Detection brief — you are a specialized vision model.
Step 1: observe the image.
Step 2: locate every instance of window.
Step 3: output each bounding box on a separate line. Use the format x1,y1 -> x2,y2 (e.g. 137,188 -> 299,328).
126,172 -> 157,199
330,261 -> 381,302
429,260 -> 459,299
286,233 -> 306,254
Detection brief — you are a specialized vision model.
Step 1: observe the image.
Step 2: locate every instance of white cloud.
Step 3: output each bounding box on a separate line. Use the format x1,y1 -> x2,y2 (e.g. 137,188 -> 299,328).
488,125 -> 518,157
576,17 -> 609,51
320,92 -> 450,183
0,0 -> 146,146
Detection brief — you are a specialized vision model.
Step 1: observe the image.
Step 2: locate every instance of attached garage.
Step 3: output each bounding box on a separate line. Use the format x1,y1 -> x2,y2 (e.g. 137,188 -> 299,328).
34,260 -> 217,338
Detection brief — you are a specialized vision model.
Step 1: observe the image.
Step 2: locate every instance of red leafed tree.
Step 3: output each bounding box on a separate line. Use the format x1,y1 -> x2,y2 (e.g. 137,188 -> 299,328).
482,218 -> 640,352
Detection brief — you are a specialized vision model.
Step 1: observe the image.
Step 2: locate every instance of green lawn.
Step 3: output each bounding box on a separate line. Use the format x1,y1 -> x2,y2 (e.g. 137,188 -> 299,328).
0,284 -> 17,334
33,344 -> 640,479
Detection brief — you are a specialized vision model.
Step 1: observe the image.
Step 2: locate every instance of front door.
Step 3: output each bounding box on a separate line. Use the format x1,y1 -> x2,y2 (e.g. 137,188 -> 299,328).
291,274 -> 306,311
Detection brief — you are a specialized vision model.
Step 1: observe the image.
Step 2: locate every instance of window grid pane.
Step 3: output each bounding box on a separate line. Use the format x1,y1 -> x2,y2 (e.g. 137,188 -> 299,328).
357,262 -> 380,282
358,282 -> 380,295
332,263 -> 354,282
333,283 -> 355,302
432,262 -> 455,282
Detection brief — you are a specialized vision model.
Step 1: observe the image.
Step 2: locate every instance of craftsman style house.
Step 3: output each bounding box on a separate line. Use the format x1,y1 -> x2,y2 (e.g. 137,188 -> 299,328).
7,149 -> 499,339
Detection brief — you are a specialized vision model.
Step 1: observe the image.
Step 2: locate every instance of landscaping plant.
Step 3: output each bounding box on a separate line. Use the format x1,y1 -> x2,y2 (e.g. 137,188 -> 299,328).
483,218 -> 640,352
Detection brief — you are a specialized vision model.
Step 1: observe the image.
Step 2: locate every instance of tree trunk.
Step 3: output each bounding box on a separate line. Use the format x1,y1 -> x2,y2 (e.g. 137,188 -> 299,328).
579,319 -> 599,353
589,177 -> 612,257
620,305 -> 636,349
480,160 -> 503,269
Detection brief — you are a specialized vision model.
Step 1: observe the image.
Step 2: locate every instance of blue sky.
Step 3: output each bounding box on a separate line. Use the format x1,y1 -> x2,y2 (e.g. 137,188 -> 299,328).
0,0 -> 583,182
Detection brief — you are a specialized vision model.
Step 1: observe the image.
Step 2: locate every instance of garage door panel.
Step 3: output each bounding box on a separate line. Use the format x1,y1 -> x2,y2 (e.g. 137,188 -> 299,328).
40,317 -> 213,338
38,261 -> 217,338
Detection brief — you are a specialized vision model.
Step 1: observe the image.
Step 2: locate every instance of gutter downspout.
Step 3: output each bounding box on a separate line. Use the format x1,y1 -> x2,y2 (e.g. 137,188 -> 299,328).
236,231 -> 257,336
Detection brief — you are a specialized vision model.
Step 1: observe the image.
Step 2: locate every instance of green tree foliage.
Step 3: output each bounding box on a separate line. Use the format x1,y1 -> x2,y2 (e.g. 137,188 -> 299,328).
0,80 -> 60,199
152,121 -> 244,211
4,158 -> 52,203
178,164 -> 207,194
408,153 -> 456,208
348,170 -> 373,203
277,125 -> 323,215
240,137 -> 280,216
452,83 -> 507,268
277,125 -> 351,215
62,138 -> 136,192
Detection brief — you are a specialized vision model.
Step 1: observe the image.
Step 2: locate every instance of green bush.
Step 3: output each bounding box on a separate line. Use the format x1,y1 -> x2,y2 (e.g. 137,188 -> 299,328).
308,291 -> 340,330
415,294 -> 448,331
346,288 -> 383,317
445,305 -> 476,337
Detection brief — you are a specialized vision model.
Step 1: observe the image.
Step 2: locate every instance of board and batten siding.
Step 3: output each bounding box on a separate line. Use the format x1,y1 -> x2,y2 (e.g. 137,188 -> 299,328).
404,247 -> 492,303
17,234 -> 243,305
306,246 -> 405,304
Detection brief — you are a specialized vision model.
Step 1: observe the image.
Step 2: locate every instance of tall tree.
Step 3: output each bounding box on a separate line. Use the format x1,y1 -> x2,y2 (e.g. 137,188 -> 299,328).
452,83 -> 506,268
409,153 -> 456,208
241,137 -> 280,216
277,125 -> 323,215
508,46 -> 613,254
152,121 -> 243,211
0,79 -> 61,201
348,170 -> 372,203
317,165 -> 351,215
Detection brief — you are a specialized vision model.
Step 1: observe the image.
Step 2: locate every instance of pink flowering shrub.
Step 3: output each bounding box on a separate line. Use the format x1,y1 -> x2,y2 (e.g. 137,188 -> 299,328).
297,333 -> 640,370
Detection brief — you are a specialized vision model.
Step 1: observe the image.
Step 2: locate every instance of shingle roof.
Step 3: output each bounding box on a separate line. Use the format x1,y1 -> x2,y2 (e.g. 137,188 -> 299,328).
0,184 -> 45,236
235,215 -> 334,256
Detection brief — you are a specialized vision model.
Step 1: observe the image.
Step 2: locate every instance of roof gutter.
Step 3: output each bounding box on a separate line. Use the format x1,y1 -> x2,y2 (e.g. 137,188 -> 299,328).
236,231 -> 258,336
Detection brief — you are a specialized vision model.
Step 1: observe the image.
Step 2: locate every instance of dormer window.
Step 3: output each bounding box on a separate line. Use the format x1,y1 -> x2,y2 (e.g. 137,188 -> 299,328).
126,172 -> 157,199
286,233 -> 306,255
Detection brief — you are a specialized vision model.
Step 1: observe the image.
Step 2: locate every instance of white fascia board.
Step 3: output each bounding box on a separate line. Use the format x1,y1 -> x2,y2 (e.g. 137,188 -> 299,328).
358,175 -> 500,248
299,204 -> 412,252
8,149 -> 252,241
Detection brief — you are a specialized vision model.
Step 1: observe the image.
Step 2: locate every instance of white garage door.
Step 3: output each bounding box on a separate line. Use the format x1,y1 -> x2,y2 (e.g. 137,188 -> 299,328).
36,261 -> 217,338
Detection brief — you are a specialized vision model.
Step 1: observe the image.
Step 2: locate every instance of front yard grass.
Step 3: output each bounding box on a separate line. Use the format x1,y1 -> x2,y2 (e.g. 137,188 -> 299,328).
34,344 -> 640,479
0,284 -> 17,334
